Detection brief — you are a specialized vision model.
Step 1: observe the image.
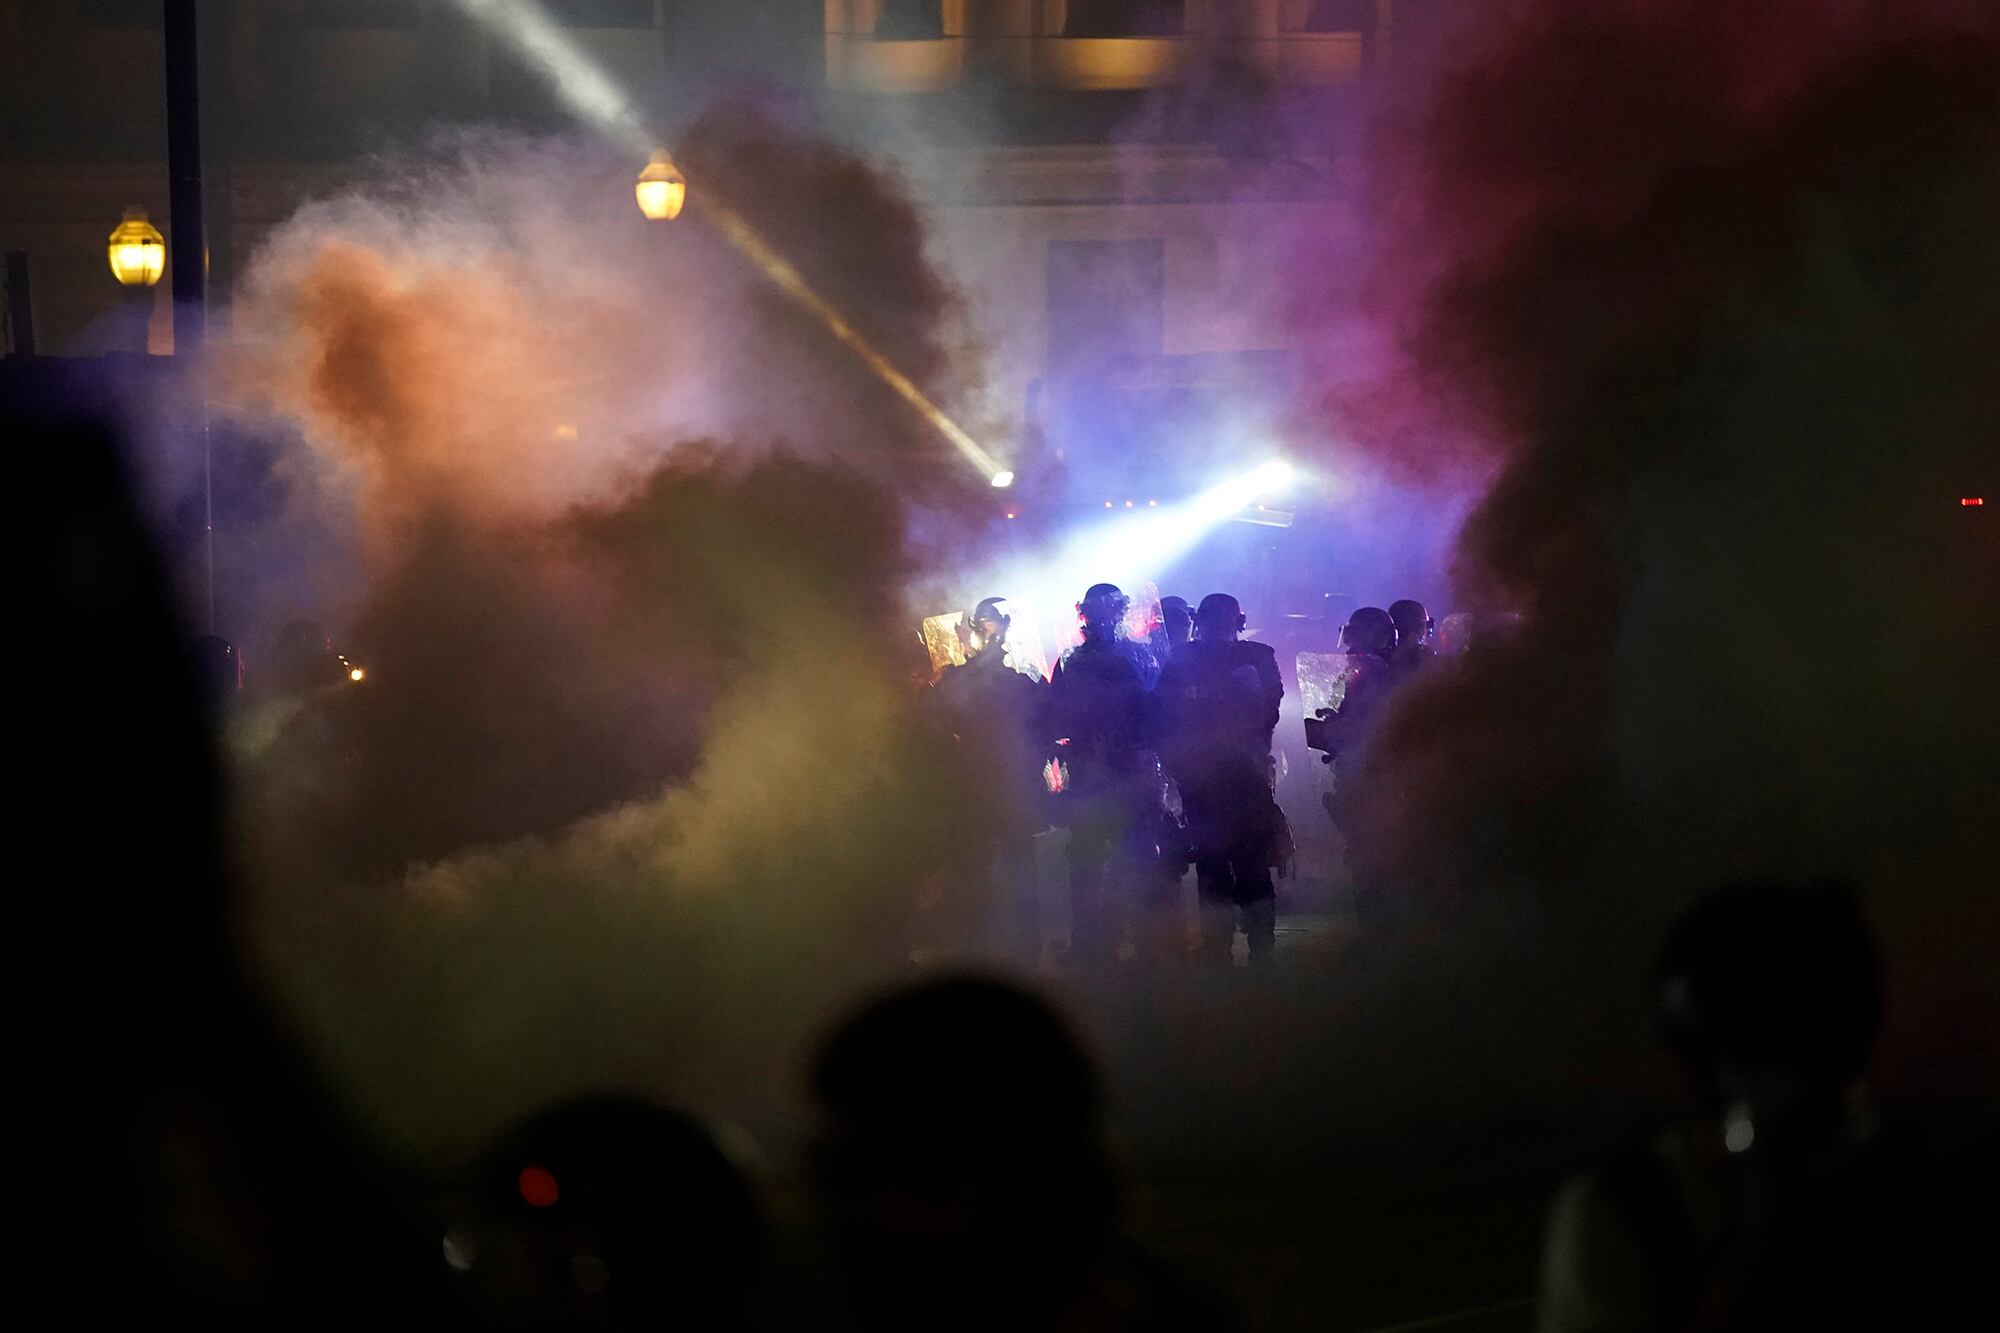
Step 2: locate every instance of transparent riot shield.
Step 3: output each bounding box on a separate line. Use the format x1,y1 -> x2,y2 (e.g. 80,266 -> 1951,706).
1123,580 -> 1163,644
1295,650 -> 1354,718
999,598 -> 1053,681
920,612 -> 969,679
922,606 -> 1052,683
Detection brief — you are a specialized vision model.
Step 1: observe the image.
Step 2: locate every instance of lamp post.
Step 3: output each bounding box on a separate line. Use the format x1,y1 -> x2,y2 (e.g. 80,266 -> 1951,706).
161,0 -> 214,631
636,150 -> 686,220
107,207 -> 167,288
163,1 -> 205,357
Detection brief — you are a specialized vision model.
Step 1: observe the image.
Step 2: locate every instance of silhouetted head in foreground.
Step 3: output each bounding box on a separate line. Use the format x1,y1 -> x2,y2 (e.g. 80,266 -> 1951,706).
1159,595 -> 1193,647
810,976 -> 1113,1329
454,1095 -> 766,1332
1538,881 -> 1965,1333
19,389 -> 447,1323
1655,878 -> 1882,1125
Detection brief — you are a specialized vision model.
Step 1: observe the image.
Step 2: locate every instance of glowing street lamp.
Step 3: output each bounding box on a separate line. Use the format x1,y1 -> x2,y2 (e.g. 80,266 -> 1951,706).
636,150 -> 686,220
108,206 -> 166,287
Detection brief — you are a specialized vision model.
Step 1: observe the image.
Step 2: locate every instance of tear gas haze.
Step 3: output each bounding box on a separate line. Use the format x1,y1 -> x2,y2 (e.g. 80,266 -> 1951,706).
197,1 -> 1994,1167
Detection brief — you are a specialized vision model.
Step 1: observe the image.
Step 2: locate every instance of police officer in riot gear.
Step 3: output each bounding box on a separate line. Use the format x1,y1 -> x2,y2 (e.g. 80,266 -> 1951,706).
1046,584 -> 1161,965
1154,594 -> 1285,965
933,597 -> 1048,959
1307,606 -> 1400,829
1388,598 -> 1437,680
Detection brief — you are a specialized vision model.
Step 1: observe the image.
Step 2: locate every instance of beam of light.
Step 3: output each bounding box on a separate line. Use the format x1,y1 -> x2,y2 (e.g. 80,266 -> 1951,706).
698,203 -> 1008,481
449,0 -> 1010,486
453,0 -> 651,154
973,460 -> 1300,663
1249,459 -> 1295,493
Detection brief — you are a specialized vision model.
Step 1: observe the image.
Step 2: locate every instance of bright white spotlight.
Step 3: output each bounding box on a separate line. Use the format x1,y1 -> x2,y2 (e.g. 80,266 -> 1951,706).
975,458 -> 1307,645
990,471 -> 1015,489
1252,459 -> 1296,493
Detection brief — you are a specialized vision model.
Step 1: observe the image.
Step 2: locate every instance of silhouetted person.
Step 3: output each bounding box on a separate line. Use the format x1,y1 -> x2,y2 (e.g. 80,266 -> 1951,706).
1387,599 -> 1436,679
1308,606 -> 1400,828
1538,881 -> 1956,1333
20,400 -> 455,1327
809,976 -> 1234,1332
1047,584 -> 1162,965
933,596 -> 1049,959
1154,594 -> 1285,966
450,1095 -> 766,1332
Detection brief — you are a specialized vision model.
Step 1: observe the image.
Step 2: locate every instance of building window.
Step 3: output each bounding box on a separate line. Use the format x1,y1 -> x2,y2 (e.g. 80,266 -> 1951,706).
1062,1 -> 1186,40
1046,239 -> 1165,370
873,1 -> 946,40
1296,0 -> 1374,33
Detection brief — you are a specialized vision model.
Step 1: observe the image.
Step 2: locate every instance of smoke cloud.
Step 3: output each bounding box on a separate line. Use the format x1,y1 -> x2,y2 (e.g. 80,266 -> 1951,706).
205,3 -> 1996,1172
220,111 -> 993,1155
1300,0 -> 1997,1094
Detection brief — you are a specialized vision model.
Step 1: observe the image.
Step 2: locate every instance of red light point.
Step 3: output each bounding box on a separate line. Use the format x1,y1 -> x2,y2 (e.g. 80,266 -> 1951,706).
518,1166 -> 559,1208
1963,497 -> 1984,507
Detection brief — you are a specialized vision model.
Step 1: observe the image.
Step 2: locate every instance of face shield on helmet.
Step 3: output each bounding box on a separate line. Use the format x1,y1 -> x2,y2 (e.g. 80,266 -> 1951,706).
1077,584 -> 1129,638
966,596 -> 1012,656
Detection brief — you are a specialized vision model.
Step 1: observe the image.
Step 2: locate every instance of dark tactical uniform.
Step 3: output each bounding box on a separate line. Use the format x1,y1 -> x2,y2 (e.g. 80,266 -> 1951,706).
1155,638 -> 1284,964
1315,645 -> 1400,833
1047,633 -> 1161,964
1389,639 -> 1437,681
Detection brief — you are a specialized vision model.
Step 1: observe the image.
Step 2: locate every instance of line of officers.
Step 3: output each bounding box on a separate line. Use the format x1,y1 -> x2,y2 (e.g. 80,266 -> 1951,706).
931,583 -> 1294,968
932,589 -> 1446,967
